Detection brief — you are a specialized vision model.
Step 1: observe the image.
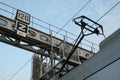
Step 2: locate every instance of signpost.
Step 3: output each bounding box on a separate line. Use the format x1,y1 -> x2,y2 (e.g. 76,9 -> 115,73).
16,22 -> 29,37
15,10 -> 30,37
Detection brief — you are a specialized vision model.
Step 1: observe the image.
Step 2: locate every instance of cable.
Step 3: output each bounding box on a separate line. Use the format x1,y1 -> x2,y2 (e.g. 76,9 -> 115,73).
58,1 -> 120,74
84,1 -> 120,36
54,0 -> 91,36
9,57 -> 32,80
96,1 -> 120,23
91,1 -> 120,27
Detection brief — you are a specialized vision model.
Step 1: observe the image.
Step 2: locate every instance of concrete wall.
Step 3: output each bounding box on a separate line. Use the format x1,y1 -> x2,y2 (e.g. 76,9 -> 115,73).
52,28 -> 120,80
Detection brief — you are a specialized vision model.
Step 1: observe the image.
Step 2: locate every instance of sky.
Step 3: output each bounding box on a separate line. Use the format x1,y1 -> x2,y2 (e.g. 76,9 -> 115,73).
0,0 -> 120,80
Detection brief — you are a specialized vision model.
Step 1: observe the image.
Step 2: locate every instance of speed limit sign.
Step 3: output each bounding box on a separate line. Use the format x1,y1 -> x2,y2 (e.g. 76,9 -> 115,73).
15,10 -> 30,24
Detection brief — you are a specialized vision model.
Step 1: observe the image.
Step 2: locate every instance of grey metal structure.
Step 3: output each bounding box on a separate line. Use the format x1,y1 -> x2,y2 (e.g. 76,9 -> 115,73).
0,2 -> 98,80
0,14 -> 93,80
54,28 -> 120,80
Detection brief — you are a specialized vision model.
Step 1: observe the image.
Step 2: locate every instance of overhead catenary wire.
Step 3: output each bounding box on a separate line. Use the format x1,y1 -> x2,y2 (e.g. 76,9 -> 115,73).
58,0 -> 120,75
9,57 -> 32,80
96,1 -> 120,23
54,0 -> 91,36
89,1 -> 120,29
83,1 -> 120,37
1,0 -> 119,78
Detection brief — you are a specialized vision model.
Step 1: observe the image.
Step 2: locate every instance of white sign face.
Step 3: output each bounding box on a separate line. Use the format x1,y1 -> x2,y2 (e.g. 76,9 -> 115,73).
16,10 -> 30,24
17,30 -> 27,37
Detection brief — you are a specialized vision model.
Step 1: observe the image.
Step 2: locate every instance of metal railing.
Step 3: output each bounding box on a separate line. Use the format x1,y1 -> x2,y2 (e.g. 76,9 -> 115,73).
0,2 -> 99,53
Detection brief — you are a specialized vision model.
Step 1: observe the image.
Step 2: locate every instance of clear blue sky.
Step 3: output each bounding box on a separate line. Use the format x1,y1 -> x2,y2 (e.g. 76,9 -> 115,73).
0,0 -> 120,80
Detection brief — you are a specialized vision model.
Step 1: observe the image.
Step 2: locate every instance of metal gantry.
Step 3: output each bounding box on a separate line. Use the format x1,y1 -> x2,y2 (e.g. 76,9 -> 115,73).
0,14 -> 94,80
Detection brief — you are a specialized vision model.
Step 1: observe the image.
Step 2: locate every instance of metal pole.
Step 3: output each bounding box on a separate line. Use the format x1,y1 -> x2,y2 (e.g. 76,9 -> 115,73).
40,55 -> 43,77
59,34 -> 85,75
50,29 -> 54,67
